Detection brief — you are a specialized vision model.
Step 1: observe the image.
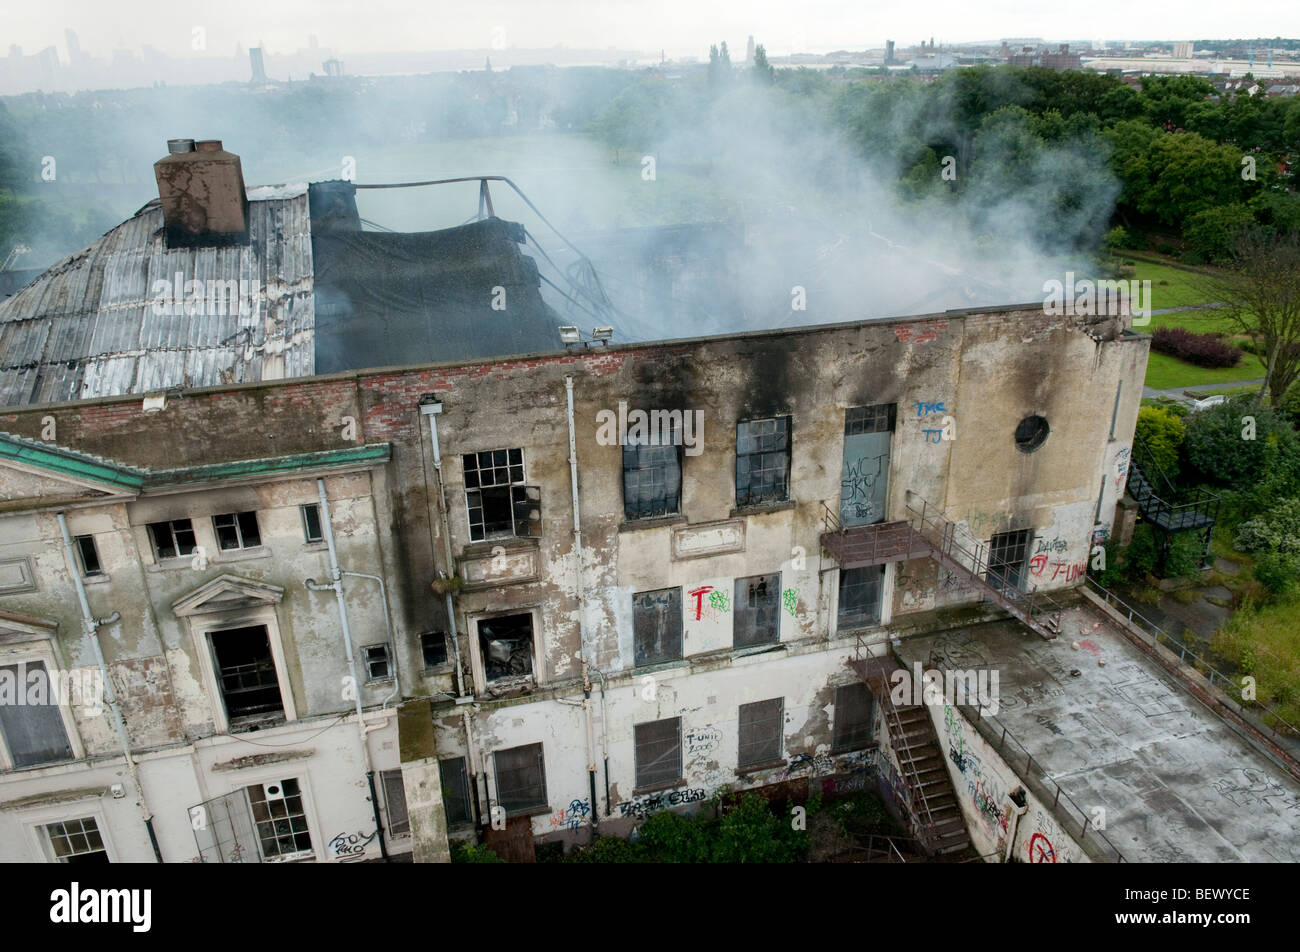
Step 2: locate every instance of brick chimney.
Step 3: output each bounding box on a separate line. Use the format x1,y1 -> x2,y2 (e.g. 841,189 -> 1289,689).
153,139 -> 249,247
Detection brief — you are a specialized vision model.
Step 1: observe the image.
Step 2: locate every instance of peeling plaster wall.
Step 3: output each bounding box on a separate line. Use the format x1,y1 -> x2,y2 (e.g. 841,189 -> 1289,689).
933,701 -> 1089,864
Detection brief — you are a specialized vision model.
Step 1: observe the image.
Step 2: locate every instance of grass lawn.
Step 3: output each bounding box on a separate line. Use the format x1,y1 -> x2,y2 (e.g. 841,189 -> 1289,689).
1212,593 -> 1300,731
1143,351 -> 1266,391
1118,257 -> 1219,311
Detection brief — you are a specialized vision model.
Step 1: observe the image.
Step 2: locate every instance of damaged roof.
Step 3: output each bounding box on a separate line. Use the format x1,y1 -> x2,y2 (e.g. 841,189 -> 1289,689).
0,184 -> 316,406
0,180 -> 563,406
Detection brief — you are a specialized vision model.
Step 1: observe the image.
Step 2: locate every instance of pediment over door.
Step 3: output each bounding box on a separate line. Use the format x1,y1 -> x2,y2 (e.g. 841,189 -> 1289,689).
172,575 -> 285,617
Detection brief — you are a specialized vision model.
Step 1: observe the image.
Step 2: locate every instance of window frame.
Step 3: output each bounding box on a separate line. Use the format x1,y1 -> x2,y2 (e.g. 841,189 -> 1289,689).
439,756 -> 475,828
622,425 -> 683,520
632,587 -> 684,667
147,518 -> 198,561
245,777 -> 315,862
44,815 -> 111,864
633,716 -> 683,792
22,803 -> 116,864
72,535 -> 104,578
733,573 -> 781,649
837,564 -> 886,631
300,503 -> 325,544
471,609 -> 540,692
735,416 -> 792,508
0,642 -> 85,770
207,623 -> 288,731
493,743 -> 548,817
420,631 -> 449,670
363,644 -> 392,682
462,448 -> 539,543
831,682 -> 876,753
212,511 -> 262,552
737,698 -> 784,770
379,768 -> 410,838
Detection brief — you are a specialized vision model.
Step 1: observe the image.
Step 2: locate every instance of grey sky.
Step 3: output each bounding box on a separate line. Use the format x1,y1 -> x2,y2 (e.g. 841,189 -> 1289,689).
8,1 -> 1298,60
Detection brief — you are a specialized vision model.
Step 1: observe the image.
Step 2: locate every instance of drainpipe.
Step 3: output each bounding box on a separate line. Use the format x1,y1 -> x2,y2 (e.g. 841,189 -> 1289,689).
589,663 -> 611,817
564,374 -> 600,835
306,478 -> 388,861
57,513 -> 162,863
419,399 -> 466,700
1004,787 -> 1029,863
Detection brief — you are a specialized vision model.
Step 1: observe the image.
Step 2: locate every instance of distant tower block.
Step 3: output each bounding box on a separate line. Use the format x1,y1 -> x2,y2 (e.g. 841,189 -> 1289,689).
249,47 -> 267,84
885,39 -> 895,64
323,58 -> 343,77
746,35 -> 755,64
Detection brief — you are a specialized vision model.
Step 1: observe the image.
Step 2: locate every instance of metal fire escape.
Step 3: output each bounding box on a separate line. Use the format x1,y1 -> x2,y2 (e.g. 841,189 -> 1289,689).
1125,436 -> 1218,574
820,493 -> 1065,642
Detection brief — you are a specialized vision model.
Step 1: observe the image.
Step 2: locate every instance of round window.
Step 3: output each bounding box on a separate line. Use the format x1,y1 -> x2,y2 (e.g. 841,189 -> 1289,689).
1014,415 -> 1049,452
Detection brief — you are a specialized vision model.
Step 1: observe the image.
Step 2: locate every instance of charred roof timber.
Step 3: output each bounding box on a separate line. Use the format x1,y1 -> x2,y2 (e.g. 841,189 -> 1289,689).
153,138 -> 250,248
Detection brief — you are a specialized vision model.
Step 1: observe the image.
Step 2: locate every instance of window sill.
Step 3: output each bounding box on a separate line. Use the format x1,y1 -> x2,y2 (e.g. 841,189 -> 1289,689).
618,515 -> 687,533
215,546 -> 272,564
734,758 -> 786,777
422,663 -> 454,676
146,556 -> 197,573
730,499 -> 796,518
503,803 -> 552,819
633,778 -> 687,797
460,537 -> 538,560
81,574 -> 111,586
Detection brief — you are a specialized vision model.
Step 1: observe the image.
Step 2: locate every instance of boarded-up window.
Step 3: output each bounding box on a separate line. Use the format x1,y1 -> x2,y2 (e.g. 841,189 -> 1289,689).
634,717 -> 681,789
837,565 -> 885,629
494,743 -> 547,815
623,428 -> 682,519
735,417 -> 791,506
738,698 -> 784,768
841,404 -> 895,527
380,769 -> 410,837
633,588 -> 683,666
440,757 -> 474,827
733,574 -> 780,648
832,683 -> 875,751
0,662 -> 73,767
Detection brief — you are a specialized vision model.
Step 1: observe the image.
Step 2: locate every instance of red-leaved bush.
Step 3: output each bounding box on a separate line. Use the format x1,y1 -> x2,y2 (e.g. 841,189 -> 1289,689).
1150,327 -> 1242,368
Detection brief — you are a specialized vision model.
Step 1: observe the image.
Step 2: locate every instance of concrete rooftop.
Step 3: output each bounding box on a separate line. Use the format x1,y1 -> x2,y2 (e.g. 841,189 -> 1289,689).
899,605 -> 1300,863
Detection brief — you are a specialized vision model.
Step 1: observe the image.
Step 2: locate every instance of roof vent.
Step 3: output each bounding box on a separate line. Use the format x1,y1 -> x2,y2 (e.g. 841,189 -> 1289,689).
167,138 -> 196,154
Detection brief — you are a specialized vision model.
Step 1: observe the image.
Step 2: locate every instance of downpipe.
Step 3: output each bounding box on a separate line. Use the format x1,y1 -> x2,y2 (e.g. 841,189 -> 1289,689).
306,478 -> 388,861
57,512 -> 162,863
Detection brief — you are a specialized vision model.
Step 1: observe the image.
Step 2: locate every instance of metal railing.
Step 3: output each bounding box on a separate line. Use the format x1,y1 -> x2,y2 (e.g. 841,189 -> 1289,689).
1084,576 -> 1300,742
857,654 -> 946,855
959,699 -> 1128,863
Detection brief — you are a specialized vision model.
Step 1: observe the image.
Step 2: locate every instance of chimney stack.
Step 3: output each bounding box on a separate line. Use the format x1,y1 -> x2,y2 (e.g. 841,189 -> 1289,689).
153,139 -> 249,247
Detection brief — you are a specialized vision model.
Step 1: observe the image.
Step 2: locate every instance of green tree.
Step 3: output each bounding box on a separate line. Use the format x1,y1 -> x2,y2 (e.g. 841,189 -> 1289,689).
1135,405 -> 1187,480
752,44 -> 774,85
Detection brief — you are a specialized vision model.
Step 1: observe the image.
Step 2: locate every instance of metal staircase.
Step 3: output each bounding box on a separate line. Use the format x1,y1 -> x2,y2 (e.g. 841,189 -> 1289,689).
1126,437 -> 1218,572
821,495 -> 1064,641
849,655 -> 971,857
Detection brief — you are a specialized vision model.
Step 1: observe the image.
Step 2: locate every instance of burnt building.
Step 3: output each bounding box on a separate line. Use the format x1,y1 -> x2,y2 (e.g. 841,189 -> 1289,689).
0,139 -> 1157,863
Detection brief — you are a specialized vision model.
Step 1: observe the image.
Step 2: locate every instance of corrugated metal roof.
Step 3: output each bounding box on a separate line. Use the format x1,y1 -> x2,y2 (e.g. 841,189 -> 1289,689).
0,190 -> 315,405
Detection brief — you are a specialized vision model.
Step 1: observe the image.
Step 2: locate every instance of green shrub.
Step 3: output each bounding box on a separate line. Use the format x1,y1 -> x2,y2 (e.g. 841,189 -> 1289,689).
1183,401 -> 1295,486
565,835 -> 646,863
636,807 -> 714,862
1164,531 -> 1206,578
1183,203 -> 1254,263
1124,524 -> 1160,580
713,793 -> 805,862
1234,497 -> 1300,554
450,842 -> 504,863
1135,405 -> 1186,480
1252,551 -> 1300,597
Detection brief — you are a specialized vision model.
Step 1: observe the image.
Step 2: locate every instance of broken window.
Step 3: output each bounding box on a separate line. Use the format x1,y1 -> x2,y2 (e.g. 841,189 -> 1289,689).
300,503 -> 324,543
987,529 -> 1033,593
494,743 -> 547,815
463,448 -> 540,542
634,717 -> 681,789
421,631 -> 448,669
837,565 -> 885,630
440,756 -> 474,827
45,817 -> 109,864
247,778 -> 313,860
832,683 -> 875,752
148,519 -> 196,560
210,625 -> 285,728
477,613 -> 534,683
363,644 -> 391,682
73,535 -> 103,577
213,511 -> 261,550
733,573 -> 780,648
632,587 -> 683,666
738,698 -> 784,768
0,661 -> 74,767
380,768 -> 410,837
1014,415 -> 1050,453
735,416 -> 791,507
623,424 -> 682,519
